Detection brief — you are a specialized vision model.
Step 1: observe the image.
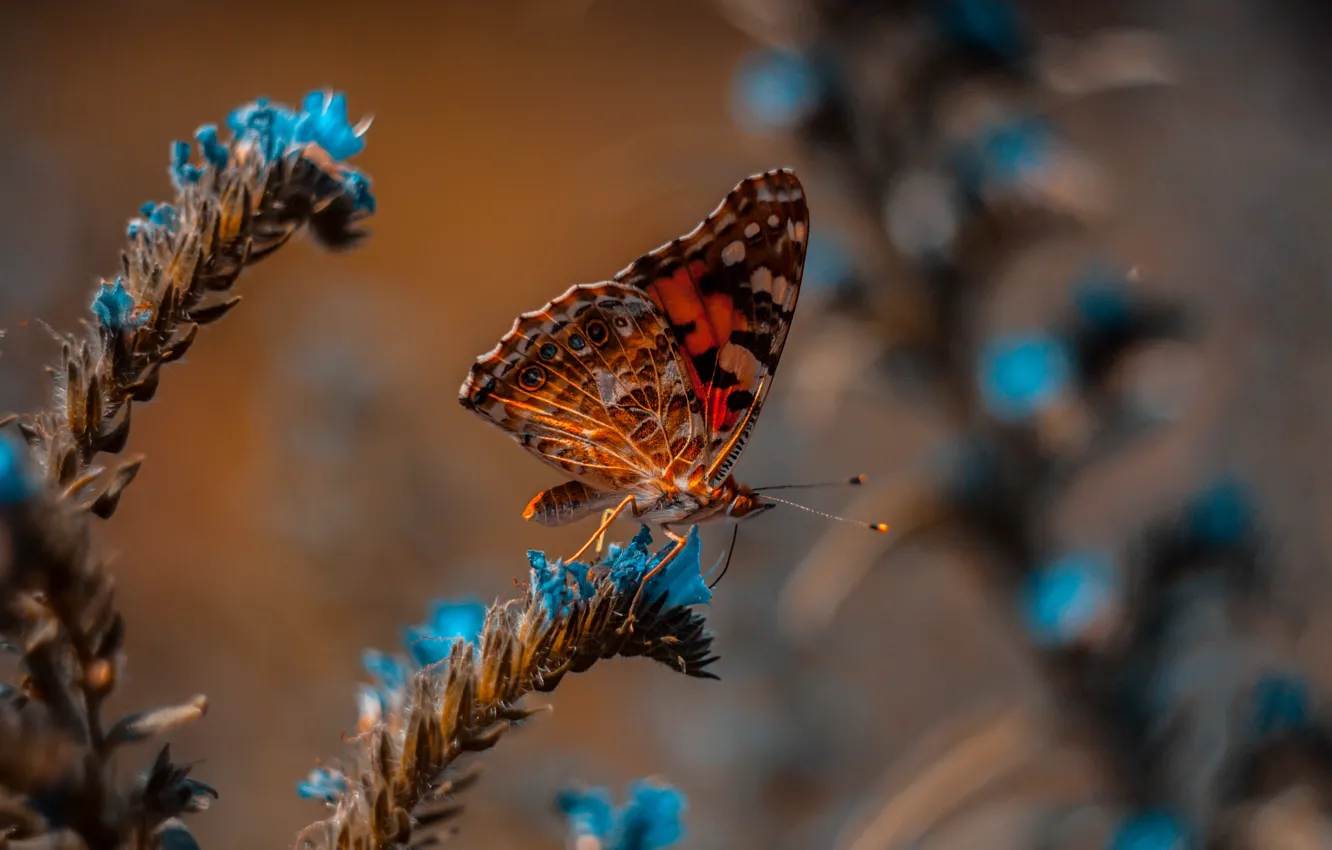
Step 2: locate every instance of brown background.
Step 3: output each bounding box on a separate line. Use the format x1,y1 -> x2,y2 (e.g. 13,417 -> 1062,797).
3,1 -> 1332,848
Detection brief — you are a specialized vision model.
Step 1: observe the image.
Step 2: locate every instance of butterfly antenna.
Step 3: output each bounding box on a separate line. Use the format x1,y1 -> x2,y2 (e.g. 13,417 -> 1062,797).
753,474 -> 868,493
757,493 -> 889,533
709,525 -> 741,590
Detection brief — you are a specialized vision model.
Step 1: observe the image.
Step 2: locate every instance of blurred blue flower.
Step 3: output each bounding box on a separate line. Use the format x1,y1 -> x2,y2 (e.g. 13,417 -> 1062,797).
1073,264 -> 1133,332
296,765 -> 348,805
955,116 -> 1053,197
1250,672 -> 1312,738
732,48 -> 825,132
170,140 -> 205,189
295,90 -> 370,160
194,124 -> 228,169
402,597 -> 487,667
91,279 -> 149,331
361,648 -> 412,696
340,170 -> 377,214
1021,552 -> 1118,647
933,0 -> 1027,61
1111,811 -> 1188,850
559,779 -> 686,850
599,526 -> 711,610
226,96 -> 301,162
1183,477 -> 1253,548
128,201 -> 180,239
802,232 -> 856,294
0,436 -> 34,504
977,332 -> 1073,422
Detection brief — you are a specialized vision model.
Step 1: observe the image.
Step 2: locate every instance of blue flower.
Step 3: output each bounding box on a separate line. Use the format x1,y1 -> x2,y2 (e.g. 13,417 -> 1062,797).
340,169 -> 377,214
955,116 -> 1053,196
1183,477 -> 1253,548
1072,264 -> 1133,332
296,765 -> 348,805
295,90 -> 370,161
169,140 -> 205,189
559,779 -> 686,850
226,96 -> 302,162
529,548 -> 579,620
401,597 -> 487,668
91,279 -> 149,331
1020,552 -> 1119,647
361,648 -> 412,696
194,124 -> 229,170
732,48 -> 826,132
1251,672 -> 1312,738
933,0 -> 1027,61
128,201 -> 181,239
558,786 -> 614,841
598,526 -> 711,610
977,332 -> 1073,422
0,436 -> 34,504
1110,811 -> 1188,850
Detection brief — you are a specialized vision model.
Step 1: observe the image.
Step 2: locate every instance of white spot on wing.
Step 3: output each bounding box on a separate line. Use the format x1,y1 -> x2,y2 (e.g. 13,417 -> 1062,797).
721,240 -> 746,266
744,222 -> 760,238
767,214 -> 780,227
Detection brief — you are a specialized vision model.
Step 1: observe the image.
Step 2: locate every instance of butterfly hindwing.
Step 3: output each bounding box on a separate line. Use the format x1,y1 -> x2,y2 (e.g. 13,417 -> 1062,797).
613,168 -> 809,486
459,282 -> 707,497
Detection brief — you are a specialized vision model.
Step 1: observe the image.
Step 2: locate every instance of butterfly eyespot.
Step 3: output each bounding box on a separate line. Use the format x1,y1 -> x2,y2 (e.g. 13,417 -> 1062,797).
538,342 -> 558,361
518,365 -> 546,390
613,315 -> 630,329
585,319 -> 610,346
568,333 -> 586,351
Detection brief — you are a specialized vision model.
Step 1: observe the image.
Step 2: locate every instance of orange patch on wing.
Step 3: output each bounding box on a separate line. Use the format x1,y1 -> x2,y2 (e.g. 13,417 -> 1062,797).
652,267 -> 718,358
703,293 -> 734,343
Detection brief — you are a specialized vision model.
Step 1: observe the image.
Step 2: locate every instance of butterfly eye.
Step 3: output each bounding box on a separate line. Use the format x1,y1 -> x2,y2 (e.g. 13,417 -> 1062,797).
568,333 -> 587,351
538,342 -> 558,361
585,319 -> 610,346
518,365 -> 546,391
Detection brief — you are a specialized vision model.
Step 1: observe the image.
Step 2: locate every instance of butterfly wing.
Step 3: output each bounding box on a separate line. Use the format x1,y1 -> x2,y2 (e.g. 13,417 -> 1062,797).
613,168 -> 809,488
459,281 -> 707,501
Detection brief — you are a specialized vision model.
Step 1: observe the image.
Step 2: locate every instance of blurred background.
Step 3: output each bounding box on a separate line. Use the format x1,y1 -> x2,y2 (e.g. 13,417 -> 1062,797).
4,1 -> 1332,848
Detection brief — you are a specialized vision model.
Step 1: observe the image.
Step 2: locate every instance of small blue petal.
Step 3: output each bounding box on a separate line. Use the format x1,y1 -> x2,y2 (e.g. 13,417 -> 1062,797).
614,780 -> 687,850
1184,477 -> 1253,547
1021,552 -> 1118,647
194,124 -> 228,169
977,332 -> 1072,422
91,280 -> 148,331
1073,265 -> 1134,332
558,787 -> 615,840
603,526 -> 710,610
295,89 -> 368,161
361,648 -> 411,694
1111,811 -> 1188,850
296,765 -> 348,804
933,0 -> 1028,60
1251,672 -> 1311,738
530,548 -> 577,620
169,140 -> 204,189
732,49 -> 825,132
227,96 -> 301,162
402,597 -> 486,668
954,116 -> 1053,196
0,437 -> 35,504
341,170 -> 376,214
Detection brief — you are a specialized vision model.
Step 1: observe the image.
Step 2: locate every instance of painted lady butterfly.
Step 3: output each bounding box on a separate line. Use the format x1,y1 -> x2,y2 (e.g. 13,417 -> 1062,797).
459,169 -> 825,577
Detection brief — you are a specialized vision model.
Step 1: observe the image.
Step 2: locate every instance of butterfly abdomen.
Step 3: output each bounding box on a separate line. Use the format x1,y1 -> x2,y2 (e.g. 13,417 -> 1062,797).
523,481 -> 616,527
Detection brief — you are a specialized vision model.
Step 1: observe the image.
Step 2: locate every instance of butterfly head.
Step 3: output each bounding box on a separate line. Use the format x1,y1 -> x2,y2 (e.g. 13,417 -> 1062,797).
724,483 -> 777,520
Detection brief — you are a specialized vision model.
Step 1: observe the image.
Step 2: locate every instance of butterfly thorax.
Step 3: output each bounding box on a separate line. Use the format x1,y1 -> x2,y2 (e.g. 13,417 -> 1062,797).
634,475 -> 772,526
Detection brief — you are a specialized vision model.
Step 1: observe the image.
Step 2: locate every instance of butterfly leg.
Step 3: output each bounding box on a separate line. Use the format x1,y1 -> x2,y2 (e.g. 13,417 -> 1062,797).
569,494 -> 637,565
594,508 -> 616,554
620,526 -> 689,634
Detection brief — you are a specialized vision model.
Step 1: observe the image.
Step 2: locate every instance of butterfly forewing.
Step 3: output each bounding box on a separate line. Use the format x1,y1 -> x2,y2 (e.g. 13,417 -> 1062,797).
613,169 -> 809,486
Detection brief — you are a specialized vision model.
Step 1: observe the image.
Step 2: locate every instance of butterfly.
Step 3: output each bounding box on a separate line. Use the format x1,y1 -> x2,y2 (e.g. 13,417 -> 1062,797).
459,169 -> 812,583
